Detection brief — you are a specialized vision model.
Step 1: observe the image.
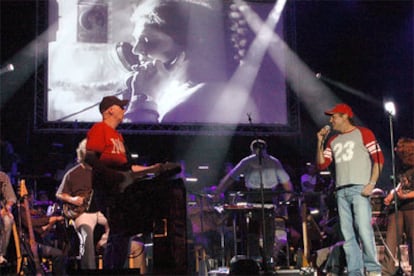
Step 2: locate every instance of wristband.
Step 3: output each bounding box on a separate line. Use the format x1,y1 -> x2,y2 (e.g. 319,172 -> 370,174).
368,181 -> 376,186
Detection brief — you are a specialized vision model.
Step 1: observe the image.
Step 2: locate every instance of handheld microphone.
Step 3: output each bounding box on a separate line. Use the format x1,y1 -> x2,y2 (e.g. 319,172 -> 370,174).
321,125 -> 331,145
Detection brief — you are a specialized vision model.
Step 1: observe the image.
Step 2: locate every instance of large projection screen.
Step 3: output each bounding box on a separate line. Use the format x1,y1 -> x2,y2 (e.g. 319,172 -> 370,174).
42,0 -> 298,135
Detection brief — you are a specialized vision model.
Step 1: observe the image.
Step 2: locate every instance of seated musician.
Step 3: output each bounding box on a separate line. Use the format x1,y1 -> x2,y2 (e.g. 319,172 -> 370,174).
56,139 -> 110,270
19,191 -> 66,275
215,139 -> 294,263
0,171 -> 17,265
216,139 -> 294,201
301,162 -> 318,193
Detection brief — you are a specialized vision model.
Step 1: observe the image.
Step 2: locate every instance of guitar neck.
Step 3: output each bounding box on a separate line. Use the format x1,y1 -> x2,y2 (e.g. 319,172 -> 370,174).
20,180 -> 44,276
301,202 -> 310,267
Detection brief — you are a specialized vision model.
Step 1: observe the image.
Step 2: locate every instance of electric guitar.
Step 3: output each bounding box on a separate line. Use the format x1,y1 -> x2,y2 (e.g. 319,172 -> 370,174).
20,179 -> 44,276
62,190 -> 93,219
12,222 -> 22,274
383,186 -> 412,215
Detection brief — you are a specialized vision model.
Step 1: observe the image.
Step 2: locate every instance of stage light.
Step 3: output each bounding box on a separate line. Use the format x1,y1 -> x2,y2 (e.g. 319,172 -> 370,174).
130,153 -> 139,159
310,208 -> 319,216
384,101 -> 396,116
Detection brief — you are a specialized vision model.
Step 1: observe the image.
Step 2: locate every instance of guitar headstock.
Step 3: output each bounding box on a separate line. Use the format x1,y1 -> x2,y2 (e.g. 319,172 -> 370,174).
19,179 -> 29,198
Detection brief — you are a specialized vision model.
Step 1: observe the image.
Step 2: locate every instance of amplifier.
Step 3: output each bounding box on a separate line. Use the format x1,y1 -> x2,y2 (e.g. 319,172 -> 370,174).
122,178 -> 188,274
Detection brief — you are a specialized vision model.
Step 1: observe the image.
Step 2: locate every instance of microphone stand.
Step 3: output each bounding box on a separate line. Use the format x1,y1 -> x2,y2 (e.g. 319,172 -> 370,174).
247,114 -> 269,273
386,111 -> 404,276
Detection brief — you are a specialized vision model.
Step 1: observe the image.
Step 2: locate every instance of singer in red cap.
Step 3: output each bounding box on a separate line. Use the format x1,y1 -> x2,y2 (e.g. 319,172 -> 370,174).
316,103 -> 384,276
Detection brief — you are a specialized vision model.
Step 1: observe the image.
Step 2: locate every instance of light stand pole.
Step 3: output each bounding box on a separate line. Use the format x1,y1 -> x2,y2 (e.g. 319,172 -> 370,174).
384,101 -> 404,276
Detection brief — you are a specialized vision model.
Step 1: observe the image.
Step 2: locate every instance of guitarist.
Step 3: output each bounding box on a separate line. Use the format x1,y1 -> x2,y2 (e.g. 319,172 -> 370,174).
19,190 -> 66,275
382,170 -> 414,276
56,139 -> 110,270
0,171 -> 16,265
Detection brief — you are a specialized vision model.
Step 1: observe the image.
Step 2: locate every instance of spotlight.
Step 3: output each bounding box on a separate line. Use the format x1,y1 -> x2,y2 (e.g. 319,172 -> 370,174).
0,63 -> 14,75
310,208 -> 320,216
185,177 -> 198,183
130,153 -> 139,159
384,101 -> 396,116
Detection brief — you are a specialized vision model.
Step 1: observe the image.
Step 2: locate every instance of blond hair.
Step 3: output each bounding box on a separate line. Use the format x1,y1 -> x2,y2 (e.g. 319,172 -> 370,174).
76,139 -> 87,163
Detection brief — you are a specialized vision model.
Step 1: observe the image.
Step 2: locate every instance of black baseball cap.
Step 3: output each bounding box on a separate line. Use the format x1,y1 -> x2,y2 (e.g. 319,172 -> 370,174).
99,96 -> 129,113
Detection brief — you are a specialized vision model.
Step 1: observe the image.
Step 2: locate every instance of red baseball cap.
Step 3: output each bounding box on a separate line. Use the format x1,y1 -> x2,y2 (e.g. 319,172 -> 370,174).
324,103 -> 353,118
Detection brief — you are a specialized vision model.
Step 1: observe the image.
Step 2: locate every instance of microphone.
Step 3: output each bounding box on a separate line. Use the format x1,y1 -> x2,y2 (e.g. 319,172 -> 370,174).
0,64 -> 14,75
321,125 -> 331,145
247,113 -> 252,123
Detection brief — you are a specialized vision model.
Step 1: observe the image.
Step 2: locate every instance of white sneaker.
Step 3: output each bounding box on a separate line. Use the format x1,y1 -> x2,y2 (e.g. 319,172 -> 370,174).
0,255 -> 8,264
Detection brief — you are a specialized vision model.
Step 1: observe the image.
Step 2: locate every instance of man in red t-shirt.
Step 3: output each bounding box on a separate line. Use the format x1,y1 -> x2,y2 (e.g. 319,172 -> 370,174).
85,95 -> 155,270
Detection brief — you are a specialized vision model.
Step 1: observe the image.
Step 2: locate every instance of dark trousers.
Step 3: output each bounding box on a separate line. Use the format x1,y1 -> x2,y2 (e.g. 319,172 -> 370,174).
382,209 -> 414,275
103,232 -> 130,269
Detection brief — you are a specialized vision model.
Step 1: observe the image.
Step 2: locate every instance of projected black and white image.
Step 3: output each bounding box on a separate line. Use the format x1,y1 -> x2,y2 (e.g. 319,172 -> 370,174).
47,0 -> 287,125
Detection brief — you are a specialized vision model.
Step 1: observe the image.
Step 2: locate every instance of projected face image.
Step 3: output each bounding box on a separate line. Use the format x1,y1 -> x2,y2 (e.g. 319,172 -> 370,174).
134,27 -> 178,64
123,0 -> 206,123
46,0 -> 289,129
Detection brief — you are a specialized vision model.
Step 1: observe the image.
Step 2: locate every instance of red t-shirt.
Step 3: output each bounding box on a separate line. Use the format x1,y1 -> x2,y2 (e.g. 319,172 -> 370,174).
86,122 -> 128,168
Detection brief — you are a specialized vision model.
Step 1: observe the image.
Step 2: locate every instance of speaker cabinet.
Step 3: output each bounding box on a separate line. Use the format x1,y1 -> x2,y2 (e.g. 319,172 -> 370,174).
122,178 -> 188,274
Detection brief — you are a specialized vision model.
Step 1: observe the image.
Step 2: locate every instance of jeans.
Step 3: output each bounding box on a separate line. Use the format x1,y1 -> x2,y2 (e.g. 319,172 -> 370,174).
38,243 -> 66,275
336,185 -> 381,275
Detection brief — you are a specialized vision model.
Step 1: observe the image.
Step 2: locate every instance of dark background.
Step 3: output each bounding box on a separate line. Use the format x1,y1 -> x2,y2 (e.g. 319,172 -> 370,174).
1,0 -> 413,195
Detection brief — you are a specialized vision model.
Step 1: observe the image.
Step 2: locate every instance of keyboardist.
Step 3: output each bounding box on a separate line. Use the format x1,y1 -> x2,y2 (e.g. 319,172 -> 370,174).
215,139 -> 294,202
215,139 -> 294,266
